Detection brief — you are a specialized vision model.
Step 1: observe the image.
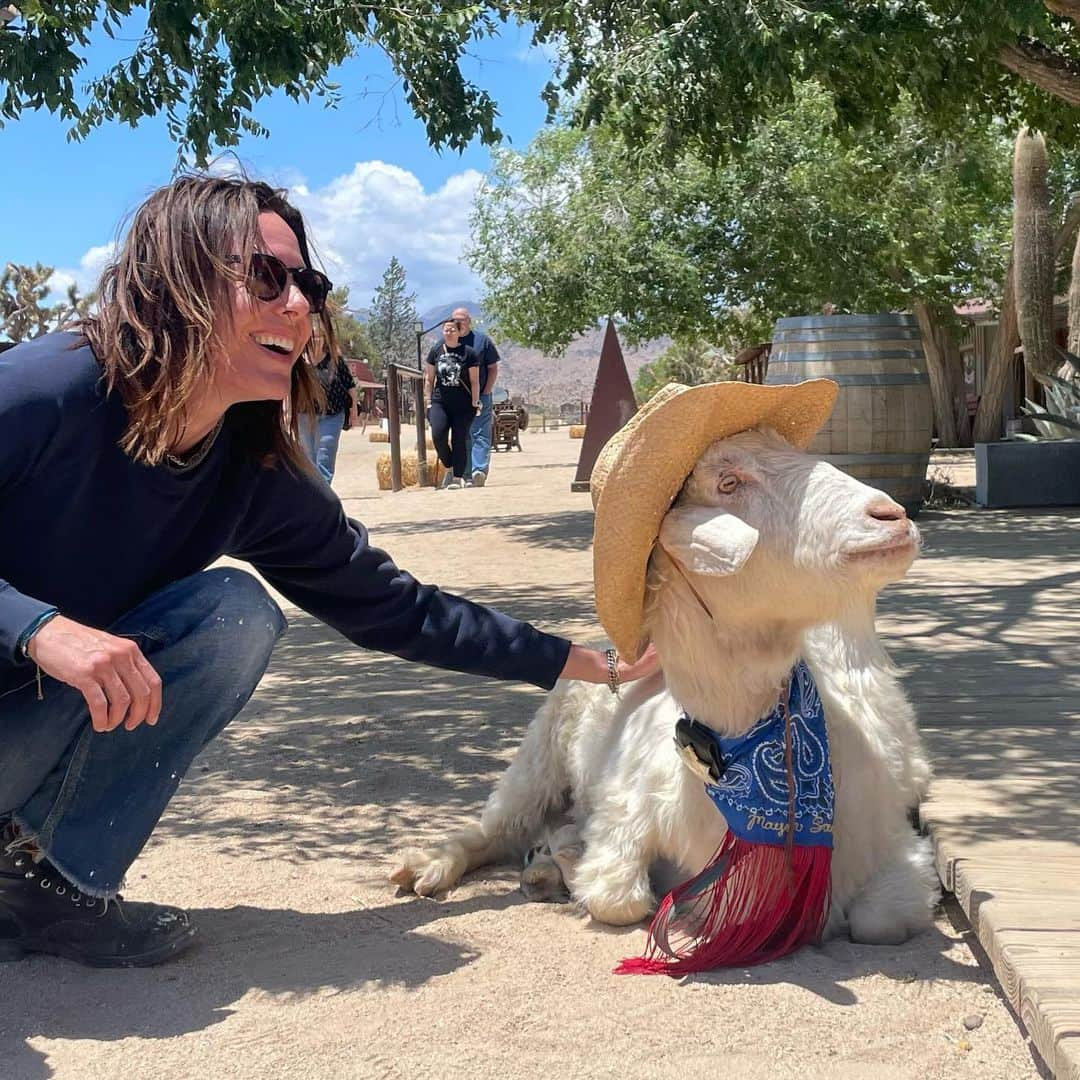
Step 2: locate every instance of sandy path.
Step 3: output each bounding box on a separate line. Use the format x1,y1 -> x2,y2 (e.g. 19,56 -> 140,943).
1,428 -> 1046,1079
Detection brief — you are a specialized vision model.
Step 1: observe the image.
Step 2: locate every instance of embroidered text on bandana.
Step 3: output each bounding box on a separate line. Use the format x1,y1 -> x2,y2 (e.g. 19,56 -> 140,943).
616,660 -> 835,976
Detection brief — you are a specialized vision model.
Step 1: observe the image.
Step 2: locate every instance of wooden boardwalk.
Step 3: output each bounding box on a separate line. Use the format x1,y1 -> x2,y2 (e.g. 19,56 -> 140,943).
877,505 -> 1080,1078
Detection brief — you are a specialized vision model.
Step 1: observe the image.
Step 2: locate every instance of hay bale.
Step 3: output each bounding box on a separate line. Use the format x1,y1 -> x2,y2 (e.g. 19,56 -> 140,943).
369,431 -> 389,443
569,425 -> 586,439
376,452 -> 447,490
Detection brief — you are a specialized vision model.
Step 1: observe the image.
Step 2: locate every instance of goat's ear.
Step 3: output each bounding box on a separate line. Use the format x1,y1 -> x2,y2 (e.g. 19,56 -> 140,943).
658,505 -> 759,577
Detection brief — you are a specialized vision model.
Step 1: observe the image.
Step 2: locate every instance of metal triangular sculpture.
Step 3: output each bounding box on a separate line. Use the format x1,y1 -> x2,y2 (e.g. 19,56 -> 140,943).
571,319 -> 639,492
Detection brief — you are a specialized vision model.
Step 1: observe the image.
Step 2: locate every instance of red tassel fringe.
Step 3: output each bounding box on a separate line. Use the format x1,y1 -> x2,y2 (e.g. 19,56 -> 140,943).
614,832 -> 832,976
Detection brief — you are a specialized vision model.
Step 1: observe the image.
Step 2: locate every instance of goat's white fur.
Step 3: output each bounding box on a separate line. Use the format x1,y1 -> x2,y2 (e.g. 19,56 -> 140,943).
391,428 -> 939,945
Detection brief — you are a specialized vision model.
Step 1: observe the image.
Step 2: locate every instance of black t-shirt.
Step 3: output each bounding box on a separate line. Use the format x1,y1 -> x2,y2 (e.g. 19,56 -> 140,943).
425,343 -> 478,409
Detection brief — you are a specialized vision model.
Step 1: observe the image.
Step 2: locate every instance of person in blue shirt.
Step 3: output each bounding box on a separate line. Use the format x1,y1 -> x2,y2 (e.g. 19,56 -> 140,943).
0,175 -> 656,968
452,307 -> 500,487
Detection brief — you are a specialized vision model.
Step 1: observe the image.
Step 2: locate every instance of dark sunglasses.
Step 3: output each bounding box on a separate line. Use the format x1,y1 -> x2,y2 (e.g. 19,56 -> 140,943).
227,253 -> 332,314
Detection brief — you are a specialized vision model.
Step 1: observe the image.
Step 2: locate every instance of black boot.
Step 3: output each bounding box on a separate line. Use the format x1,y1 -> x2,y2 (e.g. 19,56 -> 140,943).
0,841 -> 198,968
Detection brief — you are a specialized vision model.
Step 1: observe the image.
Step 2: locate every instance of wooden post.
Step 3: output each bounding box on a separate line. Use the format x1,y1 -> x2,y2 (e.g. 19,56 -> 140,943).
386,368 -> 403,492
414,382 -> 428,487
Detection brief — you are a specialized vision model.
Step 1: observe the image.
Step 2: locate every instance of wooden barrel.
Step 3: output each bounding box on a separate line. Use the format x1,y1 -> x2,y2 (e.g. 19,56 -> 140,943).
767,313 -> 932,515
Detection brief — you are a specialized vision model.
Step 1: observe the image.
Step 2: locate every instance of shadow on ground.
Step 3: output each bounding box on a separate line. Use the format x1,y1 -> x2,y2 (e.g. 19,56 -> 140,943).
0,899 -> 985,1080
0,891 -> 516,1080
4,505 -> 1075,1078
365,509 -> 595,553
880,508 -> 1080,846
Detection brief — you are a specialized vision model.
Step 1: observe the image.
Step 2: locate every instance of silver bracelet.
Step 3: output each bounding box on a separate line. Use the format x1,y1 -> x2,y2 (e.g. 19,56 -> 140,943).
604,648 -> 620,695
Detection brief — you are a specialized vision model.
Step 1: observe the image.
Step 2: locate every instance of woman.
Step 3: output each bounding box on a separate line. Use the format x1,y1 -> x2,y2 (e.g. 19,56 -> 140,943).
301,322 -> 358,483
425,319 -> 481,489
0,174 -> 657,968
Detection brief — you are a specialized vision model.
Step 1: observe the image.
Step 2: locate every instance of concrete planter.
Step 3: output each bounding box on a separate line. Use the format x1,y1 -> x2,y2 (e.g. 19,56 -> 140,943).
975,440 -> 1080,508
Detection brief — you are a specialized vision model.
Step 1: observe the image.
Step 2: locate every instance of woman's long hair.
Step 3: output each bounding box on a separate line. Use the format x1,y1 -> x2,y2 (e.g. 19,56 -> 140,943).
80,174 -> 334,470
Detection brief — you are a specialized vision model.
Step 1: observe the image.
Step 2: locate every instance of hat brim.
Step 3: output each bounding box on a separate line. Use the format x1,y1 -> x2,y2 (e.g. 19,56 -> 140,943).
591,379 -> 838,662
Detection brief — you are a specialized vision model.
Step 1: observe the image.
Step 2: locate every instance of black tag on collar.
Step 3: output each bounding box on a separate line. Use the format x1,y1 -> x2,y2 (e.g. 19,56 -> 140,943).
673,714 -> 727,783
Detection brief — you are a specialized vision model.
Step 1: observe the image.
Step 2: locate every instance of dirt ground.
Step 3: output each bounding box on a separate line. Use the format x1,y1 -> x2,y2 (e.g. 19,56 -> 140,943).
1,427 -> 1049,1080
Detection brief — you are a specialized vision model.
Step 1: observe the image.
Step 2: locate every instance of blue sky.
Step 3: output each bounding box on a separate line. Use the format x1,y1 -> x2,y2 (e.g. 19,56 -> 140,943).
1,19 -> 555,311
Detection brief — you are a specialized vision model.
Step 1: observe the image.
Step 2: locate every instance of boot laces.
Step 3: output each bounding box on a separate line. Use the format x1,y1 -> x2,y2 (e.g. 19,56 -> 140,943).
11,851 -> 102,910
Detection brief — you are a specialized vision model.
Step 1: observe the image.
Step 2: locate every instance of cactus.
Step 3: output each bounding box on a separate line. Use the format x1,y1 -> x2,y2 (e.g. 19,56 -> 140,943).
1013,128 -> 1057,377
1069,227 -> 1080,356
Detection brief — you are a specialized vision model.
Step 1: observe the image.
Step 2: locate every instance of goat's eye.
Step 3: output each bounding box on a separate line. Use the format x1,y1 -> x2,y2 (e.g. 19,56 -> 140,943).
717,474 -> 740,494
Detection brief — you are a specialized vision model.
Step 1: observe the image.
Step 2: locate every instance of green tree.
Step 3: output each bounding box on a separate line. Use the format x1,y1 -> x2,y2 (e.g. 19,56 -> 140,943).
470,85 -> 1015,445
1,262 -> 94,342
3,2 -> 1080,164
634,340 -> 735,402
532,1 -> 1080,160
0,1 -> 509,165
367,258 -> 418,377
328,285 -> 378,365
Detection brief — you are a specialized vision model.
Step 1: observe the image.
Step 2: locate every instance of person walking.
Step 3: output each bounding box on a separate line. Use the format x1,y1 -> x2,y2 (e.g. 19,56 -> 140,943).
453,307 -> 499,487
0,174 -> 658,969
300,326 -> 358,483
424,319 -> 481,489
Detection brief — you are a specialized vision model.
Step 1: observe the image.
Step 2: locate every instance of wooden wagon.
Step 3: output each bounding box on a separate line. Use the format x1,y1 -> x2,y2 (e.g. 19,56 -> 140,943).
492,402 -> 525,452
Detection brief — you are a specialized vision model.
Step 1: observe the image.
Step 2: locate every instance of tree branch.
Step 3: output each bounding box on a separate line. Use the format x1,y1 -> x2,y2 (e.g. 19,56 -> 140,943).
999,37 -> 1080,106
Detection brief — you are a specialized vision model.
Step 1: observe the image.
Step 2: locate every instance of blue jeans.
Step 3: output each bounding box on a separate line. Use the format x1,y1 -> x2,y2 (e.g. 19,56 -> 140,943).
0,569 -> 285,897
468,393 -> 494,478
300,412 -> 346,483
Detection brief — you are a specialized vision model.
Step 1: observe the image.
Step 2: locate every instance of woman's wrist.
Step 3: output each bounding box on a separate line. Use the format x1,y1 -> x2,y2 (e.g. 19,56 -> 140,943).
559,644 -> 598,683
558,642 -> 660,689
18,607 -> 60,660
558,644 -> 614,687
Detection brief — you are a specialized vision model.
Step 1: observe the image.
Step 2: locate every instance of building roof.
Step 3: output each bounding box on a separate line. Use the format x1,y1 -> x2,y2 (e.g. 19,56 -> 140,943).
346,358 -> 382,389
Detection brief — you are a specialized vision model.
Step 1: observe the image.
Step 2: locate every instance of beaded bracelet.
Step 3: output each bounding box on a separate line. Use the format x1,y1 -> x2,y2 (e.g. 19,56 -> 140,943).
17,607 -> 60,660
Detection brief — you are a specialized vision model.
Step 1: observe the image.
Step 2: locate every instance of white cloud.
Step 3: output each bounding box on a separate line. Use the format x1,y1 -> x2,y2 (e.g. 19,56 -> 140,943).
47,242 -> 117,300
289,161 -> 487,314
48,161 -> 487,314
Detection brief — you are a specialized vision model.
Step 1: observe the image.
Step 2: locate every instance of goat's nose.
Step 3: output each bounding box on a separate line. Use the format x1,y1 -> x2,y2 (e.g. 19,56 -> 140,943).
865,497 -> 907,523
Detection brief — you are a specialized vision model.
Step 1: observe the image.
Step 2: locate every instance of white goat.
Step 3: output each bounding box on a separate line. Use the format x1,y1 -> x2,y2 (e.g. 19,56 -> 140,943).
391,428 -> 938,948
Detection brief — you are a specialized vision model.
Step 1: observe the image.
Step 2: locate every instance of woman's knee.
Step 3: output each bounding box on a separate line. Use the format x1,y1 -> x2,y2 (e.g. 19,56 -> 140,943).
163,571 -> 285,702
118,569 -> 286,661
198,569 -> 286,640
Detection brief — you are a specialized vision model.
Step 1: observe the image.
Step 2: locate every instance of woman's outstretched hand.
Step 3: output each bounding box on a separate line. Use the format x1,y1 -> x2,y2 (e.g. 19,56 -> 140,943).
559,642 -> 660,687
616,643 -> 660,684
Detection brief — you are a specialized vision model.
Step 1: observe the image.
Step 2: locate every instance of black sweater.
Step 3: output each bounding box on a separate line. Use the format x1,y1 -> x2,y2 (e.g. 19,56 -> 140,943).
0,334 -> 570,692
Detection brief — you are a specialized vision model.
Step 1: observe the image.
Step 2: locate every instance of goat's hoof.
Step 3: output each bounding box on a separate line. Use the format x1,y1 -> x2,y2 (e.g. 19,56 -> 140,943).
847,906 -> 924,946
389,848 -> 462,898
520,853 -> 570,904
584,892 -> 654,927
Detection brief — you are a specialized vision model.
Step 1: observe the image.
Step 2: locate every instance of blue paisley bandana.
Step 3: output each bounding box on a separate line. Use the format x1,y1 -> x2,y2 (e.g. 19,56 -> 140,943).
694,660 -> 834,849
619,661 -> 835,975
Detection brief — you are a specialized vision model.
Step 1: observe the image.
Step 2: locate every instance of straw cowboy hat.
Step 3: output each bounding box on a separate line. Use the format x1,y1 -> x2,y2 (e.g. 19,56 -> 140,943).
591,379 -> 838,662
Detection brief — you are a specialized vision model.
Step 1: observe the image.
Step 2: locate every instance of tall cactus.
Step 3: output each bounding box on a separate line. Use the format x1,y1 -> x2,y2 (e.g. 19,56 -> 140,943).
1013,128 -> 1057,377
1069,227 -> 1080,356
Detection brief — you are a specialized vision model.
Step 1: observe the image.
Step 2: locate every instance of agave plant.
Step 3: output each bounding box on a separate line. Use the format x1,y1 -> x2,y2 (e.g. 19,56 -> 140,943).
1016,349 -> 1080,440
